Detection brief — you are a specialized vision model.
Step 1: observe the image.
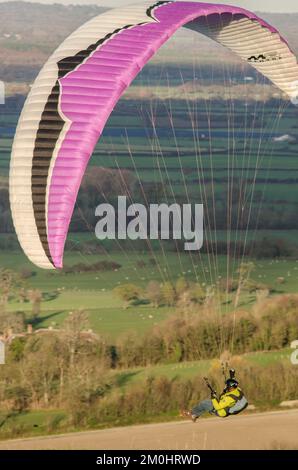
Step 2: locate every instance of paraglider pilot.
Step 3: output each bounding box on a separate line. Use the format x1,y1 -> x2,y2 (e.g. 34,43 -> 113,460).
182,369 -> 248,422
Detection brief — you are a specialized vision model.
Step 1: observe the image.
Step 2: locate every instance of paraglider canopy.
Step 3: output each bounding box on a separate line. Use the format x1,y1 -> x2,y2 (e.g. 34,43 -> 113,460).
9,1 -> 298,269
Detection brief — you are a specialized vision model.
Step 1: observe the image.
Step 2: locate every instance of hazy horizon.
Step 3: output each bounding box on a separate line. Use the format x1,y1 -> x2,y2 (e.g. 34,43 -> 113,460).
1,0 -> 298,13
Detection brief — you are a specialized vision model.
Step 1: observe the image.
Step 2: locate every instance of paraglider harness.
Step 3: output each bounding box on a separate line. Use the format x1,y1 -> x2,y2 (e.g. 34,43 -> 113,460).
203,368 -> 248,416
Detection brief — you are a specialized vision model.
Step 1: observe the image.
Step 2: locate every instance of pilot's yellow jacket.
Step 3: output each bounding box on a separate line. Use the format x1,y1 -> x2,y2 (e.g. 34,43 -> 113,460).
212,387 -> 243,418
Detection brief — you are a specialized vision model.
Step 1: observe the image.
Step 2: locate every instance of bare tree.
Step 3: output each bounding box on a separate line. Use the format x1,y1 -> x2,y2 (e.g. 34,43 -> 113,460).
0,310 -> 25,337
21,335 -> 61,408
234,262 -> 255,308
161,282 -> 176,307
175,277 -> 189,296
63,310 -> 89,369
114,284 -> 143,309
146,281 -> 162,308
27,289 -> 42,320
0,269 -> 23,312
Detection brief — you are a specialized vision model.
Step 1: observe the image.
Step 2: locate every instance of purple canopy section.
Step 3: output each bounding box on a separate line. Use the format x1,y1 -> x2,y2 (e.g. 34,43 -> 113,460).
47,1 -> 287,268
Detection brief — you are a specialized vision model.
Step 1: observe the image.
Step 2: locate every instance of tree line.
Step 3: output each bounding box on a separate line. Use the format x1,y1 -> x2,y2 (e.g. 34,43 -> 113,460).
1,295 -> 298,401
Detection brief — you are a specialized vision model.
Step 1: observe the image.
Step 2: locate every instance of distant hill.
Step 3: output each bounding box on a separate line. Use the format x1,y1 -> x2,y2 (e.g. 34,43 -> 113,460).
0,1 -> 108,45
0,1 -> 109,81
0,2 -> 298,84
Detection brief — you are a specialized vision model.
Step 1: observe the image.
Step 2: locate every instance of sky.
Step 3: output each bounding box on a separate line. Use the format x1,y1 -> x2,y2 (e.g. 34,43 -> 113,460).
1,0 -> 298,13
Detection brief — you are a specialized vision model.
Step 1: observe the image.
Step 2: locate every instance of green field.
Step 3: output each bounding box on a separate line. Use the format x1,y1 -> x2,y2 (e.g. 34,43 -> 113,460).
112,348 -> 293,385
1,248 -> 298,339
